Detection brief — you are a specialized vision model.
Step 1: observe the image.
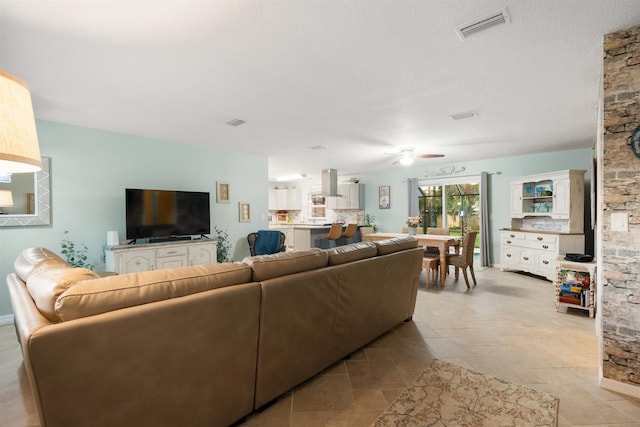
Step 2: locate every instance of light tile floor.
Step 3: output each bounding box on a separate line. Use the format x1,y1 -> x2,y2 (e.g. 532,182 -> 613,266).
2,267 -> 640,426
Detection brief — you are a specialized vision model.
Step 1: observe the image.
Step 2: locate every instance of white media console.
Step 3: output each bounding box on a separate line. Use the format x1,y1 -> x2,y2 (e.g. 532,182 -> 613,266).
105,239 -> 217,274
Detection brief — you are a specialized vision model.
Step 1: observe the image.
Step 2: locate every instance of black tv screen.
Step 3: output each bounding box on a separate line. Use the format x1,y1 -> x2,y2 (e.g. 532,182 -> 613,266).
125,189 -> 210,240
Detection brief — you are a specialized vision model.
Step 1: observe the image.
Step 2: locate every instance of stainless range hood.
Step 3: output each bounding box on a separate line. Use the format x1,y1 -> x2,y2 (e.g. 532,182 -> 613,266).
321,168 -> 341,197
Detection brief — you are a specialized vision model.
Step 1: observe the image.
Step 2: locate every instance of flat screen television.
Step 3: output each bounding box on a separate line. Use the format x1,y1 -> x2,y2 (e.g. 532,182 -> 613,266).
125,188 -> 210,242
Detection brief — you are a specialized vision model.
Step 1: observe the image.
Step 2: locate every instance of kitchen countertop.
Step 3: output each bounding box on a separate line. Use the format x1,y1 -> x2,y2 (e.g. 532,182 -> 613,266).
270,223 -> 354,229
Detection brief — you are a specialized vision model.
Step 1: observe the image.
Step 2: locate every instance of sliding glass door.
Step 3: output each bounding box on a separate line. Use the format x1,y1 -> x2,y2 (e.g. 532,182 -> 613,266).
418,176 -> 481,261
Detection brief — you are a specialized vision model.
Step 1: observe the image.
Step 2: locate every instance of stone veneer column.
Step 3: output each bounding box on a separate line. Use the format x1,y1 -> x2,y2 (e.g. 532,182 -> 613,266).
602,24 -> 640,387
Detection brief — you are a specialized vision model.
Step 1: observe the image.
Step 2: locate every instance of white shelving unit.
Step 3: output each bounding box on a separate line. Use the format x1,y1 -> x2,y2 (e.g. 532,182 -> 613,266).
501,169 -> 586,280
555,257 -> 596,318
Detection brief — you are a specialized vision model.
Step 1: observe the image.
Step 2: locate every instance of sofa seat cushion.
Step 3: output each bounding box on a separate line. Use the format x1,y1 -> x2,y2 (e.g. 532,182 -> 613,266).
55,262 -> 252,321
243,248 -> 328,282
326,242 -> 377,266
26,262 -> 100,322
15,247 -> 67,282
374,236 -> 419,255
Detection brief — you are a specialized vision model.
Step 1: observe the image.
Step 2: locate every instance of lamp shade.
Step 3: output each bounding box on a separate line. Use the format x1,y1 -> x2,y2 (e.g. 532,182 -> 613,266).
0,190 -> 14,207
0,70 -> 42,173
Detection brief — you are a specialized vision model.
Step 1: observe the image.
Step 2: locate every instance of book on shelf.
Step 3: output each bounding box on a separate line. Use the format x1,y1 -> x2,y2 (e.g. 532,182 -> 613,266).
560,284 -> 584,293
558,290 -> 590,307
559,291 -> 581,299
559,295 -> 581,305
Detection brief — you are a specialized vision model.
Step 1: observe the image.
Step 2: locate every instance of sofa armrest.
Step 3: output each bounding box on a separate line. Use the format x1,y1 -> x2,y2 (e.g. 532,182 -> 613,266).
6,273 -> 53,344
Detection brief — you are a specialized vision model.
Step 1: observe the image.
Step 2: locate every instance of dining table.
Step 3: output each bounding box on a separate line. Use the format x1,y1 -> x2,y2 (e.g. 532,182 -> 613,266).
362,232 -> 462,287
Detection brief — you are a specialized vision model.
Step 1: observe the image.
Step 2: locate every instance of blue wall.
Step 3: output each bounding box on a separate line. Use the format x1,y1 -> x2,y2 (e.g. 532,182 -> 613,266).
0,120 -> 269,317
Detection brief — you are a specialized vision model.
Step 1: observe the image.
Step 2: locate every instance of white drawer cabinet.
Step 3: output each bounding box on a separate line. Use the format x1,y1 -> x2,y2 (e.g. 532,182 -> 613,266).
105,240 -> 217,274
500,230 -> 584,280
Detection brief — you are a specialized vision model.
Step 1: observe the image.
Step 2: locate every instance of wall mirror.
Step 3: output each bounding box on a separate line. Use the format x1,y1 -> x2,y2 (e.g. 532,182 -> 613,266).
0,157 -> 51,226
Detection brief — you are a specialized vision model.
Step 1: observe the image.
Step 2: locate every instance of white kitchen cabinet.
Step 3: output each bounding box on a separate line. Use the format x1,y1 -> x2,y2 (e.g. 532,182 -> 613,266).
326,183 -> 364,210
105,240 -> 217,274
268,188 -> 302,210
287,188 -> 302,210
268,190 -> 277,210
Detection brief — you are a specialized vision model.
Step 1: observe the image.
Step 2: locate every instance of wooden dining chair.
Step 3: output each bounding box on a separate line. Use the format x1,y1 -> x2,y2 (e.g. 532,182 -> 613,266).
445,231 -> 478,288
427,227 -> 449,235
359,226 -> 374,239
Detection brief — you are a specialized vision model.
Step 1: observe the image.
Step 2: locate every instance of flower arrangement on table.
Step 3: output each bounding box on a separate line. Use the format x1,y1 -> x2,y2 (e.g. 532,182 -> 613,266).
406,216 -> 422,228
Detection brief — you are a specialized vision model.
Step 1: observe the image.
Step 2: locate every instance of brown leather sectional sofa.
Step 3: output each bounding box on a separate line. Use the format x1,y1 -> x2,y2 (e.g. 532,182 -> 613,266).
7,238 -> 423,427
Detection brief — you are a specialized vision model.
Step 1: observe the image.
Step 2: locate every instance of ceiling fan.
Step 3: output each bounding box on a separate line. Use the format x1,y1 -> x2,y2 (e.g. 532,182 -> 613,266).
390,149 -> 444,166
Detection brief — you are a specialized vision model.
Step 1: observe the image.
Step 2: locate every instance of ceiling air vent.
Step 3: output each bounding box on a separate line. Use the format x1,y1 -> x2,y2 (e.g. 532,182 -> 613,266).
455,7 -> 510,41
226,118 -> 246,126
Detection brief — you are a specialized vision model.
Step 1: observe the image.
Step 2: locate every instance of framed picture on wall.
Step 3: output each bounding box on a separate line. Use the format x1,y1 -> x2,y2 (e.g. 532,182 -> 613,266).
238,202 -> 251,222
379,185 -> 390,209
216,181 -> 230,203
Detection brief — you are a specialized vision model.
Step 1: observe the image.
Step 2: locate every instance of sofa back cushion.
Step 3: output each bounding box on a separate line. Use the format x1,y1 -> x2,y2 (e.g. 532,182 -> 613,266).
374,236 -> 419,255
55,262 -> 252,321
26,262 -> 100,322
15,247 -> 67,282
243,248 -> 328,282
326,242 -> 377,266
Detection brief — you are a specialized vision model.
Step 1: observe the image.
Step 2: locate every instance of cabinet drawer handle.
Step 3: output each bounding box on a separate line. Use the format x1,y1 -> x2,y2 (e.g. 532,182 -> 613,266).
510,234 -> 515,238
523,257 -> 529,261
542,244 -> 549,249
506,254 -> 512,258
506,240 -> 512,244
166,251 -> 177,254
537,237 -> 543,241
543,260 -> 549,265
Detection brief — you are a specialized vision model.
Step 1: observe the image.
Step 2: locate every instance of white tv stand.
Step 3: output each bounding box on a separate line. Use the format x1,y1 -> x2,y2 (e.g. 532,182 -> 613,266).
105,239 -> 217,274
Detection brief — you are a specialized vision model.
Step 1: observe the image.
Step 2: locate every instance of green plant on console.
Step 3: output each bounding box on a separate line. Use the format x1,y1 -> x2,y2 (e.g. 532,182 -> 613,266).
212,226 -> 232,263
364,214 -> 378,232
60,231 -> 95,270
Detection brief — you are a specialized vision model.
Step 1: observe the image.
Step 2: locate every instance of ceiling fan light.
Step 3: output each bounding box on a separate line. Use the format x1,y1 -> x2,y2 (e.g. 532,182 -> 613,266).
399,156 -> 414,166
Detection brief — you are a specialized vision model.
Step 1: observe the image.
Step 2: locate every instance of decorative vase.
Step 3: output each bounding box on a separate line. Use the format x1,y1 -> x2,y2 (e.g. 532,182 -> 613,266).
408,227 -> 416,235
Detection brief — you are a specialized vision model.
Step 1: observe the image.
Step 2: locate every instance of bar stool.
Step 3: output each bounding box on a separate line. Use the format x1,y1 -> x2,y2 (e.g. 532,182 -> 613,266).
317,223 -> 343,249
340,223 -> 358,245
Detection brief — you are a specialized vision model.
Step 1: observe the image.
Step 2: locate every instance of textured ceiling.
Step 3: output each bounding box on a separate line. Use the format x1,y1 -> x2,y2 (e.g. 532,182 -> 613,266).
2,1 -> 640,181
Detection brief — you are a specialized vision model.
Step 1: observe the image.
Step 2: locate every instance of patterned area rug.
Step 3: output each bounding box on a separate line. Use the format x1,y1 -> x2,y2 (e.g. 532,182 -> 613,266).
373,359 -> 559,427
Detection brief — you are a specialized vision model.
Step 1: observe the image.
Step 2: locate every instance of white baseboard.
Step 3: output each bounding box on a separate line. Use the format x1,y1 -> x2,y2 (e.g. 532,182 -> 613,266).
600,376 -> 640,399
0,314 -> 14,326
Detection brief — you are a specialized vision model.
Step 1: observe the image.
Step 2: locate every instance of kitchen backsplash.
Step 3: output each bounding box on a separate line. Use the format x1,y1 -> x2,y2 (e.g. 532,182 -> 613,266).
278,209 -> 365,224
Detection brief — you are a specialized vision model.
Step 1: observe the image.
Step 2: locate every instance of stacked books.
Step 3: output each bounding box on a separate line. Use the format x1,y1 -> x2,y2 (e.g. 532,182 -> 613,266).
558,283 -> 589,307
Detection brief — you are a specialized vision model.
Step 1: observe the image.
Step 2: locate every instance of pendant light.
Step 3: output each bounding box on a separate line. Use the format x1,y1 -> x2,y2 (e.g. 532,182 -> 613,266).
0,70 -> 42,173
